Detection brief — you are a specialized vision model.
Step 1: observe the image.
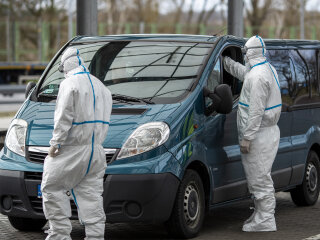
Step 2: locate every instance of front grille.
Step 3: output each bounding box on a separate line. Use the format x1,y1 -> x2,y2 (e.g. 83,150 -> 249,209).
29,151 -> 48,164
29,197 -> 78,216
27,146 -> 119,164
106,154 -> 114,162
25,171 -> 42,180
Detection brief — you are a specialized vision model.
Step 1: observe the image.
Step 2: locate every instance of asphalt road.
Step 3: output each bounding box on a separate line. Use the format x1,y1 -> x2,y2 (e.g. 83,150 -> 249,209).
0,93 -> 24,104
0,103 -> 21,113
0,192 -> 319,240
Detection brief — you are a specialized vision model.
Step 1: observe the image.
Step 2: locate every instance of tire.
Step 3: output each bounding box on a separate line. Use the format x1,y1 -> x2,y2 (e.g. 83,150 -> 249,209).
290,150 -> 320,206
8,216 -> 47,232
165,169 -> 205,239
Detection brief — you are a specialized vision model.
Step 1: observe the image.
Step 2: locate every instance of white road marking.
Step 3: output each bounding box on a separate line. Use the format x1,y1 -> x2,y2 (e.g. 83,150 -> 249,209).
304,234 -> 320,240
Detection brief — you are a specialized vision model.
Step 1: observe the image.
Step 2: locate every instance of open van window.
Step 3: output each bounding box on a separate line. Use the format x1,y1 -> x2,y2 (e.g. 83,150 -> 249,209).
204,46 -> 243,115
38,41 -> 213,104
221,46 -> 243,99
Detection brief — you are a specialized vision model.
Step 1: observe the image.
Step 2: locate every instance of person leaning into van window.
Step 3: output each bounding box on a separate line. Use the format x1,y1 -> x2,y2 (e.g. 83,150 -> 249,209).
41,47 -> 112,240
223,36 -> 282,232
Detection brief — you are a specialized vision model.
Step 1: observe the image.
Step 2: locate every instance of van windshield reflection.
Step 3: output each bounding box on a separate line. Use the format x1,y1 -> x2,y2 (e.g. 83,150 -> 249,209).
39,41 -> 213,104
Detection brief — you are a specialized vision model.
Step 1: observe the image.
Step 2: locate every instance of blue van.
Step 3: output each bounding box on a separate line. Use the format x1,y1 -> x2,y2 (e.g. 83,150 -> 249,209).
0,34 -> 320,238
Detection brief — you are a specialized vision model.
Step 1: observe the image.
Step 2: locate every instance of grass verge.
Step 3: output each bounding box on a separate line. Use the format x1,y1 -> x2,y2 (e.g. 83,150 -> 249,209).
0,112 -> 16,118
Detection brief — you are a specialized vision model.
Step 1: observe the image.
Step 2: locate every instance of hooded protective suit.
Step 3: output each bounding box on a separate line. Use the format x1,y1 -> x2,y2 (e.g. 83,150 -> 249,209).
41,47 -> 112,240
223,36 -> 281,232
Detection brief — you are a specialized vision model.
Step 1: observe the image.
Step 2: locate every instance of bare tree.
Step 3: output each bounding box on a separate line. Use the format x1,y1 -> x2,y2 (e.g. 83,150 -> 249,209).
0,0 -> 65,61
185,0 -> 195,33
196,0 -> 223,34
105,0 -> 123,34
246,0 -> 273,35
102,0 -> 159,34
270,0 -> 308,38
194,0 -> 208,34
171,0 -> 186,32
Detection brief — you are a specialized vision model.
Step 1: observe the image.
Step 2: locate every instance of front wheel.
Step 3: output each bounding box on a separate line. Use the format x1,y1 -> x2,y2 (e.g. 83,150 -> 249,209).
165,169 -> 205,239
290,150 -> 320,206
8,216 -> 47,232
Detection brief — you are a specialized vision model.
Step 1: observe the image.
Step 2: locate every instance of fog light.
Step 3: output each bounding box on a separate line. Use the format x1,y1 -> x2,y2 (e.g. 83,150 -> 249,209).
125,201 -> 142,218
2,196 -> 12,211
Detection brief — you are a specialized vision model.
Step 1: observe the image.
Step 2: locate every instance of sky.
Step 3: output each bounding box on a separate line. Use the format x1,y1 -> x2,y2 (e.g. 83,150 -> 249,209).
305,0 -> 320,11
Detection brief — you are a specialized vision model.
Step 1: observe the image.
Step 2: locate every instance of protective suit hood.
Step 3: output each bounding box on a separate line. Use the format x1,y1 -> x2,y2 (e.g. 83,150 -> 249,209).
245,35 -> 267,68
60,47 -> 87,77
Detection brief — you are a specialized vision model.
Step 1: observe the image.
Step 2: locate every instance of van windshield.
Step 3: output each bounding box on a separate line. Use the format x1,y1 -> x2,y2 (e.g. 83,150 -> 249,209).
38,41 -> 213,104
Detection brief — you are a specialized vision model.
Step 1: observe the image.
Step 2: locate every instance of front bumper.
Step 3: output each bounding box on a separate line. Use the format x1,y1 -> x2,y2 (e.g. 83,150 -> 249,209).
0,169 -> 180,223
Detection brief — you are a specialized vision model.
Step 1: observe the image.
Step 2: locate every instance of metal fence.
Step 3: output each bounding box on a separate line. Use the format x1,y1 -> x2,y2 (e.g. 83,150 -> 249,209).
1,21 -> 319,62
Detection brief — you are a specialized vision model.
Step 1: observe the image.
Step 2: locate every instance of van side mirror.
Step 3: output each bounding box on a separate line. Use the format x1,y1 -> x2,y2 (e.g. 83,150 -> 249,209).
203,84 -> 233,115
25,82 -> 36,99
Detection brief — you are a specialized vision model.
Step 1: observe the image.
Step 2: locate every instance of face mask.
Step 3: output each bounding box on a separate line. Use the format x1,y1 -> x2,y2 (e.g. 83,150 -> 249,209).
58,63 -> 64,73
58,53 -> 78,73
241,45 -> 265,55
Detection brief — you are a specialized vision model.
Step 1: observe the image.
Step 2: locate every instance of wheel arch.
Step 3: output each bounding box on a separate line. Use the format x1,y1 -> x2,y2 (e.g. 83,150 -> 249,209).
310,143 -> 320,162
186,160 -> 211,212
290,143 -> 320,206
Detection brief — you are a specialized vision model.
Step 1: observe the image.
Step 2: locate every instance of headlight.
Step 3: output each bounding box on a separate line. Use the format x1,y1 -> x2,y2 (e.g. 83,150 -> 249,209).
117,122 -> 170,159
5,119 -> 28,157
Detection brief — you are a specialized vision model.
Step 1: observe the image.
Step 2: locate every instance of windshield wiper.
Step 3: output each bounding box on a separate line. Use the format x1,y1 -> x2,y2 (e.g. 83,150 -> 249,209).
142,89 -> 190,101
166,46 -> 181,63
38,92 -> 57,98
112,94 -> 154,104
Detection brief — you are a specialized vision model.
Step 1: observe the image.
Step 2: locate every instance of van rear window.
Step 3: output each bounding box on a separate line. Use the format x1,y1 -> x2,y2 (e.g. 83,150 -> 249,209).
38,41 -> 213,104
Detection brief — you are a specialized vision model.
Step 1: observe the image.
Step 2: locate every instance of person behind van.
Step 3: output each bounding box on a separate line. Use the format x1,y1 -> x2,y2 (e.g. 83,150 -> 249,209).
41,47 -> 112,240
223,36 -> 282,232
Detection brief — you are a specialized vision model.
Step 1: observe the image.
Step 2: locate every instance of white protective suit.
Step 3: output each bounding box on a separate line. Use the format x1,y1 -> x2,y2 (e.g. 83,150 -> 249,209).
41,47 -> 112,240
223,36 -> 282,232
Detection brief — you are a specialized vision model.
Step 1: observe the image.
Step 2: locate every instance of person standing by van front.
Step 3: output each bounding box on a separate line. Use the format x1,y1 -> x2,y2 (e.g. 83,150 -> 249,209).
41,47 -> 112,240
223,36 -> 282,232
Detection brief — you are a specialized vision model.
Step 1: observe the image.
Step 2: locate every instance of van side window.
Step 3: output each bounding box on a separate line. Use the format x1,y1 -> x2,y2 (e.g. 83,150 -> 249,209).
221,46 -> 243,100
290,49 -> 318,105
266,49 -> 293,109
205,58 -> 221,107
